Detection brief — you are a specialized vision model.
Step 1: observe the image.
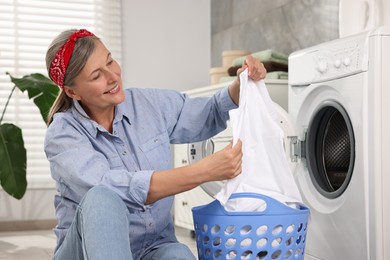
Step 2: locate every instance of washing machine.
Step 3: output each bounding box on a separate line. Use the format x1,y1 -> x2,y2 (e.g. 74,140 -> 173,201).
287,26 -> 390,260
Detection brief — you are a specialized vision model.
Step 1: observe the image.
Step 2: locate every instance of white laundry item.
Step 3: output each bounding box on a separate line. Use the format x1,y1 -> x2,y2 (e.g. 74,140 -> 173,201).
215,69 -> 302,211
226,250 -> 237,259
225,238 -> 237,247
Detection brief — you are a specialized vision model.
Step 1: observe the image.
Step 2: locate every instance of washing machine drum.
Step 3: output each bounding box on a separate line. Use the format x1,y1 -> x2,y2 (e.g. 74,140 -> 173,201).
305,101 -> 355,198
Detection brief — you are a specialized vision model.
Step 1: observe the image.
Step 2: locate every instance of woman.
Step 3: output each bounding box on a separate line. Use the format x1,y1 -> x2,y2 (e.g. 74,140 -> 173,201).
44,29 -> 266,260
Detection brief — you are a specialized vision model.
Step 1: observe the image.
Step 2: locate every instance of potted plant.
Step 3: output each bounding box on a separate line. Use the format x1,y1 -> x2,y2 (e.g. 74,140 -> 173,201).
0,73 -> 58,199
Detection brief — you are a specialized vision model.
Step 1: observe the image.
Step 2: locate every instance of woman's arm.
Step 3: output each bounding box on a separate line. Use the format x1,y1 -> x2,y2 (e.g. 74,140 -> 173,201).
146,140 -> 242,204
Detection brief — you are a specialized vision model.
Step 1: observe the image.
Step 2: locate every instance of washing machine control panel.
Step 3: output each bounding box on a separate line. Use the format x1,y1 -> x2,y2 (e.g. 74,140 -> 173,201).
289,32 -> 369,85
314,44 -> 362,78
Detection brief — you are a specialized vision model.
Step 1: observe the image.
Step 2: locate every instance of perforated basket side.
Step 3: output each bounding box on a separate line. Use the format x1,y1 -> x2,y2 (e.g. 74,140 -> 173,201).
192,193 -> 310,260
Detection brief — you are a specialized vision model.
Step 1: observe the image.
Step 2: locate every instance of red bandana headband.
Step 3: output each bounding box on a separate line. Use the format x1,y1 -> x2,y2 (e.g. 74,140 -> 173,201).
49,29 -> 95,89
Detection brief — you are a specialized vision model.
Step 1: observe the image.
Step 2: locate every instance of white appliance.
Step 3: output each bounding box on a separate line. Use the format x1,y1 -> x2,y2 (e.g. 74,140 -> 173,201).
339,0 -> 379,37
288,26 -> 390,260
175,26 -> 390,259
339,0 -> 390,37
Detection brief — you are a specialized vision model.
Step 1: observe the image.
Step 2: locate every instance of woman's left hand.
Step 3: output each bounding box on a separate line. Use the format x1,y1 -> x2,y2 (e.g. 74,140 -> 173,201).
228,55 -> 267,105
237,55 -> 267,81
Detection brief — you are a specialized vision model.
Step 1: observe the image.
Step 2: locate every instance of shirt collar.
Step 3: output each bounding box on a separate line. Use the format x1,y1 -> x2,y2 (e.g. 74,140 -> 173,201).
115,101 -> 131,125
70,99 -> 131,137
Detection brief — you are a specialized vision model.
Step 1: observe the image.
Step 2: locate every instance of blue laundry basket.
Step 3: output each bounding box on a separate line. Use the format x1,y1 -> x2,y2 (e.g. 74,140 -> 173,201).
192,193 -> 309,260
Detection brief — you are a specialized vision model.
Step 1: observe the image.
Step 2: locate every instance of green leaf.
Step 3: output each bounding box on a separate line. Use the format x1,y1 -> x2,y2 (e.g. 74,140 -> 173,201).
7,73 -> 59,124
0,123 -> 27,200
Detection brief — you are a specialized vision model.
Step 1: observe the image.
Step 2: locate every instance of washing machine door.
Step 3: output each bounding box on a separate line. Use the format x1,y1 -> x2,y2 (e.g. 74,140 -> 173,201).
187,102 -> 296,197
301,100 -> 355,199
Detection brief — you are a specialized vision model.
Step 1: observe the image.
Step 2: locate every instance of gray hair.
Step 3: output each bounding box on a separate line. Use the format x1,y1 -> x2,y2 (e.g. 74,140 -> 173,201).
45,29 -> 99,125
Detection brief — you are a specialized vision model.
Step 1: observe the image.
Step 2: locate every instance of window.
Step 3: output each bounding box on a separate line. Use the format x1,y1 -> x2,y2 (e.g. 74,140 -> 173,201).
0,0 -> 122,187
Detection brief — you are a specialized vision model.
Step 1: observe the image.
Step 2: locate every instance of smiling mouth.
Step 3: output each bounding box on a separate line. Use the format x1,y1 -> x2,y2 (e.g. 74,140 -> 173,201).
104,84 -> 120,94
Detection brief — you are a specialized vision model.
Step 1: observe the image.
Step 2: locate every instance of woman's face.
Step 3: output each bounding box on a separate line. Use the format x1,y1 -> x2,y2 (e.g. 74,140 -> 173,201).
66,40 -> 125,117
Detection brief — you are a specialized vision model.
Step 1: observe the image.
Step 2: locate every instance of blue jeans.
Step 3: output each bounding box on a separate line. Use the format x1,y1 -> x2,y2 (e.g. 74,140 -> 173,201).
52,186 -> 196,260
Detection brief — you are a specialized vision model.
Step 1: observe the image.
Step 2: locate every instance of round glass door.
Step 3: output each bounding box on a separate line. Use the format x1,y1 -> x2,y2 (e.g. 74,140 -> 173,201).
305,101 -> 355,198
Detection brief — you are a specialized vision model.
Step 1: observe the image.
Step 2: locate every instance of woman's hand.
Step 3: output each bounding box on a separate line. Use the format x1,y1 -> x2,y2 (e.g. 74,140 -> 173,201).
229,55 -> 267,105
237,55 -> 267,81
146,140 -> 243,204
194,139 -> 243,182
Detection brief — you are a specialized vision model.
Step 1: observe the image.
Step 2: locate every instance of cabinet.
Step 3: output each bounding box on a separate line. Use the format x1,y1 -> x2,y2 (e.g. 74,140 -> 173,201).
174,186 -> 213,230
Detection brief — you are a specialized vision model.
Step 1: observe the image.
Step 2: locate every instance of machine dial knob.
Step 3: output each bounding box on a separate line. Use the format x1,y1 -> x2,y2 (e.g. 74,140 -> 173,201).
317,60 -> 328,73
334,59 -> 341,68
343,57 -> 351,66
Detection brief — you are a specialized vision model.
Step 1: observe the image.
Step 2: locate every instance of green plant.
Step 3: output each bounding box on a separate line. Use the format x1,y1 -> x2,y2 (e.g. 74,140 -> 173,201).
0,73 -> 58,199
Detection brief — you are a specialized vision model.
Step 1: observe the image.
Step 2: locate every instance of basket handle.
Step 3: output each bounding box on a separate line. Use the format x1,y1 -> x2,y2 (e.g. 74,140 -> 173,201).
198,192 -> 306,216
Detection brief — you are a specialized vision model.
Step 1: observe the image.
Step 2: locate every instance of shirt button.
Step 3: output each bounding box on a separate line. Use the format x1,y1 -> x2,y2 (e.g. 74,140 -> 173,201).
149,223 -> 153,227
154,139 -> 159,143
122,151 -> 127,155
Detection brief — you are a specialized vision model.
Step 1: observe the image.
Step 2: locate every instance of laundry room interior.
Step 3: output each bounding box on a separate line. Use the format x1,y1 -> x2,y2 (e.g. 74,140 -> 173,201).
0,0 -> 389,259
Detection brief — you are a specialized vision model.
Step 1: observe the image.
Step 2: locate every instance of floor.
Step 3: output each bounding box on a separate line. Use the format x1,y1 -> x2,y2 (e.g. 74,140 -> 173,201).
0,226 -> 197,260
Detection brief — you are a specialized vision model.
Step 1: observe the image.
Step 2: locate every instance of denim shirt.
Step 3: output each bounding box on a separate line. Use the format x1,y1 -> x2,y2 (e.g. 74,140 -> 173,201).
44,86 -> 236,259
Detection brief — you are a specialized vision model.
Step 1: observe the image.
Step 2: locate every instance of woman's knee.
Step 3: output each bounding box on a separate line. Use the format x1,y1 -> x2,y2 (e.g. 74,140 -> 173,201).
80,186 -> 126,215
72,186 -> 133,259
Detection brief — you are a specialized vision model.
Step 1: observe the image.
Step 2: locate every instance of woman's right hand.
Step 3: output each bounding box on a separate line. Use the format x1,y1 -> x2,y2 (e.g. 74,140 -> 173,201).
146,139 -> 243,204
194,139 -> 243,182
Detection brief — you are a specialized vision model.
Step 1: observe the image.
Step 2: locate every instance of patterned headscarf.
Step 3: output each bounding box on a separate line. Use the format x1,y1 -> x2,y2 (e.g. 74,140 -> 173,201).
49,29 -> 95,89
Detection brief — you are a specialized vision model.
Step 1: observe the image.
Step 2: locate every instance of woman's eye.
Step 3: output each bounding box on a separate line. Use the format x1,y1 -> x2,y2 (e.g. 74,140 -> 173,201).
92,73 -> 100,80
107,59 -> 113,65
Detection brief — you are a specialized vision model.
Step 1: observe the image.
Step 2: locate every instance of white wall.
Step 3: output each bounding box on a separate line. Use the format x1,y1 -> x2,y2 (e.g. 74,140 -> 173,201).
121,0 -> 211,91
